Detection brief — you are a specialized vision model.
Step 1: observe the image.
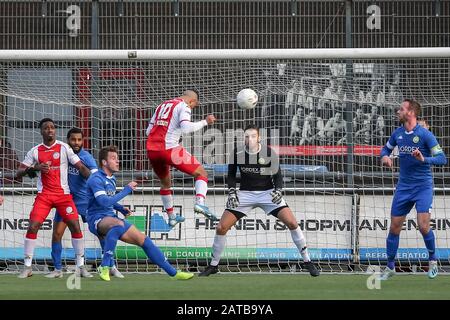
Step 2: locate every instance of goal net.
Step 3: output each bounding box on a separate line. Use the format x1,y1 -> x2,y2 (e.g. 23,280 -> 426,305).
0,49 -> 449,274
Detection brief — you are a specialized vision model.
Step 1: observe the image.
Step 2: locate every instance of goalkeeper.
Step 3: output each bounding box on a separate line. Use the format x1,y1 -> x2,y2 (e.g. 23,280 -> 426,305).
86,145 -> 193,281
199,124 -> 319,277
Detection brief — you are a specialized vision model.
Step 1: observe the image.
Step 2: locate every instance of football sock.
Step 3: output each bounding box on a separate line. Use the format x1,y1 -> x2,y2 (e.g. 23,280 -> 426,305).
290,227 -> 311,262
141,237 -> 176,276
386,232 -> 399,270
51,241 -> 63,270
422,230 -> 436,261
102,225 -> 126,267
211,234 -> 226,266
24,237 -> 37,267
195,177 -> 208,205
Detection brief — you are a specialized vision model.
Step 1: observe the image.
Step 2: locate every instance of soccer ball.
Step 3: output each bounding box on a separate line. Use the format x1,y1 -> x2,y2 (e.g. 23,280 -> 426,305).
236,88 -> 258,110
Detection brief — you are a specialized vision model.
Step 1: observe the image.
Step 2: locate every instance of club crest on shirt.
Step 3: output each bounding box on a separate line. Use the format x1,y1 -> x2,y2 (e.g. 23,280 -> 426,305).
53,152 -> 60,159
413,136 -> 420,143
258,157 -> 266,165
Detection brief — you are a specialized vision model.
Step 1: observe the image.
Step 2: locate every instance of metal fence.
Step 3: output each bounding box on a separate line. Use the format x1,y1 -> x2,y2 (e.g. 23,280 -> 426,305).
0,1 -> 449,50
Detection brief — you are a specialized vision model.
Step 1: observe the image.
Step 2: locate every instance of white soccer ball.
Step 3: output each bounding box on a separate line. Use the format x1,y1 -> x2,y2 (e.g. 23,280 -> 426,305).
236,88 -> 258,110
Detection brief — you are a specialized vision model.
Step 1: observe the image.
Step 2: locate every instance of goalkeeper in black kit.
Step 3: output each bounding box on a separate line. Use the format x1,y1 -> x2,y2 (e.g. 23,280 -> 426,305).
199,124 -> 319,277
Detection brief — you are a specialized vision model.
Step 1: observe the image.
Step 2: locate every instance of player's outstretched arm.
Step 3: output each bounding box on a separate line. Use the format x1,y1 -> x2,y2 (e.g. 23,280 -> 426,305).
90,178 -> 137,208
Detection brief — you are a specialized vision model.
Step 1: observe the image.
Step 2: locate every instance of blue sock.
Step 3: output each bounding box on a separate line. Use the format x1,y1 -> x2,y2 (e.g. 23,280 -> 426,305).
100,238 -> 115,267
141,237 -> 177,276
422,230 -> 437,261
51,241 -> 63,271
386,232 -> 399,270
102,226 -> 125,267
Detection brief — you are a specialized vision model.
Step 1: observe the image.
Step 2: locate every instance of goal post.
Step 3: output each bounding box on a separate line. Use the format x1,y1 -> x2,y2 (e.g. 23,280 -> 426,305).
0,48 -> 449,274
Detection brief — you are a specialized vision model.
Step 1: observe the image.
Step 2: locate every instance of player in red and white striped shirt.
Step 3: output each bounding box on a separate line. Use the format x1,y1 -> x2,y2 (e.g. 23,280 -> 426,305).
15,118 -> 91,278
146,90 -> 218,227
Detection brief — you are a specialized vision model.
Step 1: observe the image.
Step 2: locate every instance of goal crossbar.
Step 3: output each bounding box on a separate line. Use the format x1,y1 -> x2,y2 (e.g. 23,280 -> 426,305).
1,47 -> 450,61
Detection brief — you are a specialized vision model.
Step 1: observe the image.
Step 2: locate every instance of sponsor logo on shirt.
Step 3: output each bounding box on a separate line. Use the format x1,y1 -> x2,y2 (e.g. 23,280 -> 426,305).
157,120 -> 169,126
241,167 -> 261,174
68,166 -> 79,175
398,146 -> 419,154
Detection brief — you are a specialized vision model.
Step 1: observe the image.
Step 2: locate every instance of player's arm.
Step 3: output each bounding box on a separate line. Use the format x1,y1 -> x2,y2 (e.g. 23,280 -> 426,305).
89,176 -> 137,208
15,149 -> 44,179
380,132 -> 397,167
145,107 -> 158,136
413,132 -> 447,165
226,150 -> 239,209
65,145 -> 90,178
113,203 -> 132,217
179,104 -> 215,134
270,149 -> 284,205
73,161 -> 91,179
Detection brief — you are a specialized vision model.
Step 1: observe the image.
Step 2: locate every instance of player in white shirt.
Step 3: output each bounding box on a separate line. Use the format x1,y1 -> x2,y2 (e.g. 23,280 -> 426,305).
146,90 -> 218,227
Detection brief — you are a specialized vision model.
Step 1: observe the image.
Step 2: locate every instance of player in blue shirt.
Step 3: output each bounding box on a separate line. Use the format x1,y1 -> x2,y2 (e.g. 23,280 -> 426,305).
379,99 -> 447,280
86,145 -> 193,281
45,128 -> 124,279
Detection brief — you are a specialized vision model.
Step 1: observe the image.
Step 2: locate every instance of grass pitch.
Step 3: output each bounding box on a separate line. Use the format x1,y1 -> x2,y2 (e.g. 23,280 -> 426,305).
0,273 -> 449,300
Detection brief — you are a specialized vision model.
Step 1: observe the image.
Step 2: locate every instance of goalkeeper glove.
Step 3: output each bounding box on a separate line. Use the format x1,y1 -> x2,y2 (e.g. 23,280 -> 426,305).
271,188 -> 283,205
226,188 -> 239,209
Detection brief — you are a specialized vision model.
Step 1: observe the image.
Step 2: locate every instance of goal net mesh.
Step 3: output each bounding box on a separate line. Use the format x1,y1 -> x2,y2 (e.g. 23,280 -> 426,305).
0,56 -> 449,274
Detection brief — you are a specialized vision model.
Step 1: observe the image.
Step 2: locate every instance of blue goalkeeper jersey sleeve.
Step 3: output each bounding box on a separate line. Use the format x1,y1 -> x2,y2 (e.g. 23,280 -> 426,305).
68,148 -> 98,200
380,124 -> 447,186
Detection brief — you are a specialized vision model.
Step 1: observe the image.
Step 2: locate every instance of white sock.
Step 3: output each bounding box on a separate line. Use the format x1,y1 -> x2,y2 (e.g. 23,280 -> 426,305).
24,238 -> 37,267
71,238 -> 85,267
195,179 -> 207,205
290,227 -> 311,262
160,189 -> 174,212
211,234 -> 226,266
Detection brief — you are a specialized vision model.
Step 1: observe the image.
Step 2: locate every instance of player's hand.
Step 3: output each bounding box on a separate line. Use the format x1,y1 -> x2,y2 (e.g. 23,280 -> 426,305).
24,167 -> 38,179
128,181 -> 138,190
271,188 -> 283,205
226,188 -> 239,209
123,207 -> 133,217
205,114 -> 216,125
35,162 -> 50,174
381,156 -> 392,168
412,149 -> 425,162
0,196 -> 4,205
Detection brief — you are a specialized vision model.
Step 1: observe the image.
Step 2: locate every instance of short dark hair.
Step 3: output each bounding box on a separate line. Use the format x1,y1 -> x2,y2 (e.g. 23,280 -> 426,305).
244,124 -> 259,135
99,145 -> 118,167
189,89 -> 200,100
38,118 -> 54,129
67,127 -> 83,140
403,99 -> 421,117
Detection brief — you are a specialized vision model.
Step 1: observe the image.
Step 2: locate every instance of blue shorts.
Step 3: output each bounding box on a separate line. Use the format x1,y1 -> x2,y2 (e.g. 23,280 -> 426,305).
391,184 -> 433,216
87,214 -> 133,238
54,200 -> 88,223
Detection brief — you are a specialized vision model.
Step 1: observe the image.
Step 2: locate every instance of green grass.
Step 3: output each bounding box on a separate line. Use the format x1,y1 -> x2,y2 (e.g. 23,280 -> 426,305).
0,273 -> 449,300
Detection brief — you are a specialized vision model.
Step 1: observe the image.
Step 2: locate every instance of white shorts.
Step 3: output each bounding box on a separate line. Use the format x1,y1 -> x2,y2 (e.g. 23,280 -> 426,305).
227,189 -> 288,217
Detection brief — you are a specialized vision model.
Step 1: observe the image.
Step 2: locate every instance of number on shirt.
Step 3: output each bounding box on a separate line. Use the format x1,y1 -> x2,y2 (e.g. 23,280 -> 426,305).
158,103 -> 173,120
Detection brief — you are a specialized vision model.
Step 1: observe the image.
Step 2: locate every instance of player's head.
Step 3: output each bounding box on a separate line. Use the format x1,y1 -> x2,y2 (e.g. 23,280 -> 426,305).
67,127 -> 83,154
398,99 -> 421,123
180,89 -> 200,109
244,124 -> 260,150
38,118 -> 56,142
99,145 -> 119,173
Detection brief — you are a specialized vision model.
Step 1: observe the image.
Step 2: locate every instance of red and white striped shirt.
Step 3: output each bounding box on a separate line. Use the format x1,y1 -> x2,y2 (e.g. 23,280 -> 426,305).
22,140 -> 81,194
